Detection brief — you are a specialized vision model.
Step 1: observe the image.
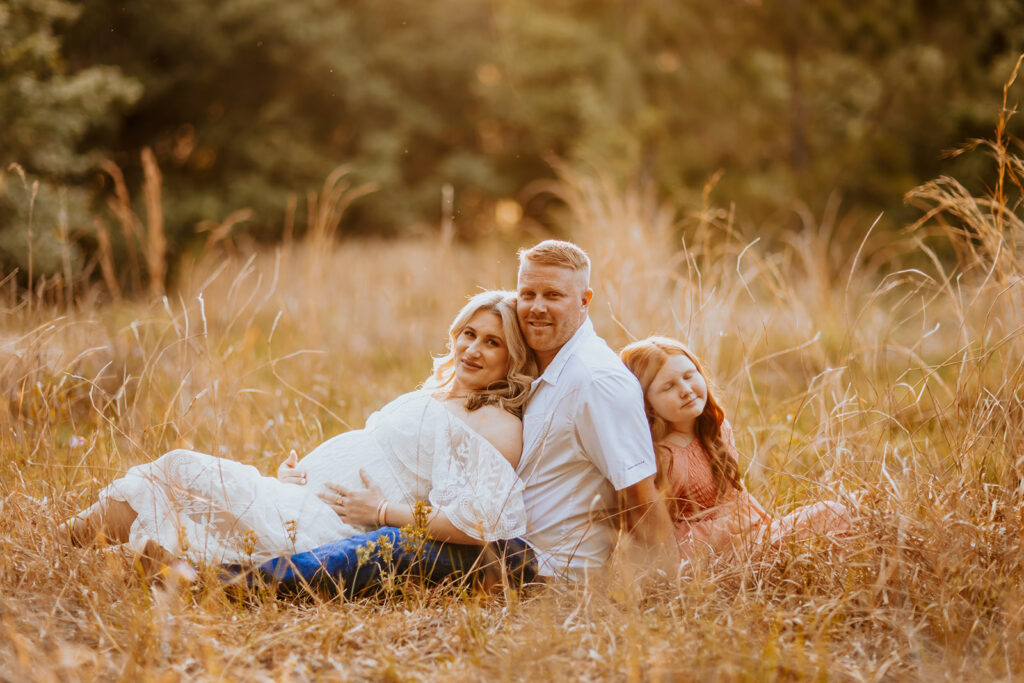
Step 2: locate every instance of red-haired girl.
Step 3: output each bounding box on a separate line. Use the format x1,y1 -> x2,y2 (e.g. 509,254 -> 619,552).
620,337 -> 849,561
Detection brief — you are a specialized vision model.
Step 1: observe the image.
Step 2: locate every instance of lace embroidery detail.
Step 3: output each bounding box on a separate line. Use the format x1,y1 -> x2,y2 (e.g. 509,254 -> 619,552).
429,434 -> 527,541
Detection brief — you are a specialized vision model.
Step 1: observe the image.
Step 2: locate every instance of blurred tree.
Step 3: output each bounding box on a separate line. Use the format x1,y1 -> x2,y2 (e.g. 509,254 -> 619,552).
63,0 -> 508,241
16,0 -> 1020,275
0,0 -> 140,279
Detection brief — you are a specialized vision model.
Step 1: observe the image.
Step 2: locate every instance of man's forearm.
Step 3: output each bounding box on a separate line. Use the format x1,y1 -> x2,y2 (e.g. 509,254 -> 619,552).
619,476 -> 681,567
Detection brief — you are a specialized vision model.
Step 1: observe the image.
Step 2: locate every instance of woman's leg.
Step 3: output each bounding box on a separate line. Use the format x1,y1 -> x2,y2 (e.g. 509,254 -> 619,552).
59,498 -> 137,547
58,449 -> 202,548
61,498 -> 197,581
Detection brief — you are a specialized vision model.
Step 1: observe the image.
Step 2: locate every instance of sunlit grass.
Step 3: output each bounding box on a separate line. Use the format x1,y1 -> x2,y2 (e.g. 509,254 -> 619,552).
3,125 -> 1024,679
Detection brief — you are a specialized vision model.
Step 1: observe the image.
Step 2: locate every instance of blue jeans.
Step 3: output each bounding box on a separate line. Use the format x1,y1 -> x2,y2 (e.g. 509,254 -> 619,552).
224,527 -> 537,598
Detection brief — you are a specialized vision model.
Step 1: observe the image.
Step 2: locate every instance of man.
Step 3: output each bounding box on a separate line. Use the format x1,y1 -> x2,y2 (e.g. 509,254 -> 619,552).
245,240 -> 676,594
514,239 -> 677,578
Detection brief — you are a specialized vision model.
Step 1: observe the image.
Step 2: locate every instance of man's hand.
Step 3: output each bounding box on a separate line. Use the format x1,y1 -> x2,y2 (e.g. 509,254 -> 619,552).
276,449 -> 307,485
318,470 -> 386,527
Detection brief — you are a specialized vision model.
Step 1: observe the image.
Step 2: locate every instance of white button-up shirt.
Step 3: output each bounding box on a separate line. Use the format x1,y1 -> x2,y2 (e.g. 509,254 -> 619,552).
517,318 -> 657,578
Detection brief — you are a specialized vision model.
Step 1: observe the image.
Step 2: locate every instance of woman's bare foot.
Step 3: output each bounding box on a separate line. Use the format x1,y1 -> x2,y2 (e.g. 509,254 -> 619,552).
59,499 -> 137,547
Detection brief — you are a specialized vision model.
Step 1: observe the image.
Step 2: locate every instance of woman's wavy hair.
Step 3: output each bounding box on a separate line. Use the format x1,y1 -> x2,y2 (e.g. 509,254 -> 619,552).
424,290 -> 537,417
620,337 -> 740,502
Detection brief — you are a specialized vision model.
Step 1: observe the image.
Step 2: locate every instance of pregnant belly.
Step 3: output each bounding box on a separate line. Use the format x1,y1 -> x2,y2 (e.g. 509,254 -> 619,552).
298,430 -> 406,502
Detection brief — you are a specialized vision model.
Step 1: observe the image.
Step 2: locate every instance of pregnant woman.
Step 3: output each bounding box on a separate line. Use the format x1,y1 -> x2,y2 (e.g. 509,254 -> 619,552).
60,290 -> 537,569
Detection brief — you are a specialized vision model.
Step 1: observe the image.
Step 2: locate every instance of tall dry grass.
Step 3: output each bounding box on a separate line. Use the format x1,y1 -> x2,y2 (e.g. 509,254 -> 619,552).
3,100 -> 1024,682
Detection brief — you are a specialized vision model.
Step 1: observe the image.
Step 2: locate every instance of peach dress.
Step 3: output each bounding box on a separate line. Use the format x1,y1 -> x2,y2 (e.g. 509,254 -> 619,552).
663,424 -> 849,560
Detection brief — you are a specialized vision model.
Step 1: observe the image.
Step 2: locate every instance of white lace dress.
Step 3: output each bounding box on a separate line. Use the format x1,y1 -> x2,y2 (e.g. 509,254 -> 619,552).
99,391 -> 527,565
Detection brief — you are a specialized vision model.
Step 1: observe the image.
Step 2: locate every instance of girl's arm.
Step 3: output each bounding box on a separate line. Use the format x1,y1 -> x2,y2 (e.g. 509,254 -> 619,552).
678,514 -> 738,556
678,493 -> 770,558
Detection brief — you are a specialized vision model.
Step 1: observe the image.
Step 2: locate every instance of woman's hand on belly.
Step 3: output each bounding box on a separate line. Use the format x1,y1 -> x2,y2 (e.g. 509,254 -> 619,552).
319,469 -> 385,527
276,449 -> 308,485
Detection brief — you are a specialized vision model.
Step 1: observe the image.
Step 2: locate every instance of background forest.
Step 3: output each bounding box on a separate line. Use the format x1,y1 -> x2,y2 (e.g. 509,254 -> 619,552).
3,0 -> 1024,288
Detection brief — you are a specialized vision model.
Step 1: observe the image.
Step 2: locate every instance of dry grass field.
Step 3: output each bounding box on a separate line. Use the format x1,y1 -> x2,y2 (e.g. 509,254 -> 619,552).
2,123 -> 1024,680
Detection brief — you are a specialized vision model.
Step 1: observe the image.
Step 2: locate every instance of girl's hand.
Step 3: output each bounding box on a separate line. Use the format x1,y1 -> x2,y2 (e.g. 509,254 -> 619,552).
319,470 -> 386,527
705,520 -> 735,549
277,449 -> 307,485
727,495 -> 769,535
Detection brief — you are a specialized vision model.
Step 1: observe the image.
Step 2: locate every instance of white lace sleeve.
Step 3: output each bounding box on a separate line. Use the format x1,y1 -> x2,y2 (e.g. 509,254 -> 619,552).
427,418 -> 527,542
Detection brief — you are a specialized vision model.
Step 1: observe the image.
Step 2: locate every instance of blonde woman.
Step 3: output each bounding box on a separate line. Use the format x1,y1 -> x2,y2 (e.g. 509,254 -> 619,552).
62,291 -> 537,572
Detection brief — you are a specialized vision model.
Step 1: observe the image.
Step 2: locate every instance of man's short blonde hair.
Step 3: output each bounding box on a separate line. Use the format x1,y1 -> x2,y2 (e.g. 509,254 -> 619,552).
517,239 -> 591,287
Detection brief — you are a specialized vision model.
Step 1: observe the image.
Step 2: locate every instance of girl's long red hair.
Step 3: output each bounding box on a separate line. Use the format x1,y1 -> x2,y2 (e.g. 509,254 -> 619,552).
620,337 -> 741,511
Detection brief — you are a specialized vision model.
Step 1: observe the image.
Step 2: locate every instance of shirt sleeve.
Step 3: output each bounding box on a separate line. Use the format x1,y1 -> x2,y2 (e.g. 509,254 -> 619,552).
574,371 -> 658,490
427,423 -> 528,542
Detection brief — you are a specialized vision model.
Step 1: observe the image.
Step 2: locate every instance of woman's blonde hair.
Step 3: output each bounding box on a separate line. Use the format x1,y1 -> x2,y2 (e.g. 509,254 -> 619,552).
425,290 -> 537,417
620,337 -> 740,503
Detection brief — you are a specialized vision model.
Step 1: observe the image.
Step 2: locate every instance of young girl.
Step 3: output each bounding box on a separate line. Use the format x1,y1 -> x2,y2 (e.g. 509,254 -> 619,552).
620,337 -> 849,561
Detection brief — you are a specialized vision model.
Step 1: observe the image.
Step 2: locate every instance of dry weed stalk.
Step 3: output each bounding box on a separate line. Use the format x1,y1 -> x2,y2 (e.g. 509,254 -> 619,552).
305,165 -> 378,247
92,219 -> 122,305
89,148 -> 170,302
141,147 -> 167,300
99,158 -> 144,295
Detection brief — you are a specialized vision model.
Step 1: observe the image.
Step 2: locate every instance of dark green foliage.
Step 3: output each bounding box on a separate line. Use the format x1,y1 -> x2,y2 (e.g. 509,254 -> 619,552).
0,0 -> 140,278
4,0 -> 1024,284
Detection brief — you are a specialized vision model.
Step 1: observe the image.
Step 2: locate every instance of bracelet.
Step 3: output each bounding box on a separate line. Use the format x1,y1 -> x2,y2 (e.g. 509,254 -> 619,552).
375,499 -> 388,527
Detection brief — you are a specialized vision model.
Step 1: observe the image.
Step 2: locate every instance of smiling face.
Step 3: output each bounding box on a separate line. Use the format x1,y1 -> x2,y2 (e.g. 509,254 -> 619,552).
516,262 -> 593,370
646,353 -> 708,437
451,310 -> 511,393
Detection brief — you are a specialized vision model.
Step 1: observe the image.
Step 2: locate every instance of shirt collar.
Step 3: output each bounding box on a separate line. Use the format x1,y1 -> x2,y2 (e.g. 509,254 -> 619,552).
532,317 -> 594,389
